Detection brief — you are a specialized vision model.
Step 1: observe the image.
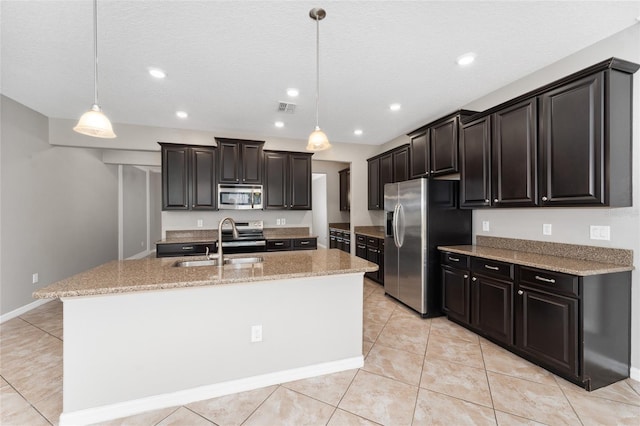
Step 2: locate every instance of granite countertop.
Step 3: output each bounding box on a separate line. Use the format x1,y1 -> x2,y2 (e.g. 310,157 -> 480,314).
33,249 -> 377,299
329,223 -> 350,231
439,237 -> 634,276
354,226 -> 385,239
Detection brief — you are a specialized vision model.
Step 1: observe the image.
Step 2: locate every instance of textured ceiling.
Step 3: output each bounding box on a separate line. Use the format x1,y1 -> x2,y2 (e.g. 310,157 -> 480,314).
2,1 -> 639,146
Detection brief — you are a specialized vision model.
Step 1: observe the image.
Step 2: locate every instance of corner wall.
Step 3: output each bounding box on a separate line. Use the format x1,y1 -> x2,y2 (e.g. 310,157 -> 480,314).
0,95 -> 118,315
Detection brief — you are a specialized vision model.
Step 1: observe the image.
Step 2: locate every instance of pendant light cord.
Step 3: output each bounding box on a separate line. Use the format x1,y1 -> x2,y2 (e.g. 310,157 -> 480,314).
93,0 -> 99,106
315,14 -> 320,129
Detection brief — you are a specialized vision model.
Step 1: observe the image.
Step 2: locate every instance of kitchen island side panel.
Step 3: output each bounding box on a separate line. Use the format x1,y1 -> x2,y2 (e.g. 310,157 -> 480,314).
61,274 -> 363,418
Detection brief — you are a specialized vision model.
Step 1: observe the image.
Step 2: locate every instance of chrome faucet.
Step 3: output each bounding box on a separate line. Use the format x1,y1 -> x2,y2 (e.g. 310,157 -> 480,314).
209,217 -> 239,263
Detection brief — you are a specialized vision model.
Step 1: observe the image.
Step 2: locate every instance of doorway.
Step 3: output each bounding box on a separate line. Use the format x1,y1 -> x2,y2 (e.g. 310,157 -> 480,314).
311,173 -> 328,248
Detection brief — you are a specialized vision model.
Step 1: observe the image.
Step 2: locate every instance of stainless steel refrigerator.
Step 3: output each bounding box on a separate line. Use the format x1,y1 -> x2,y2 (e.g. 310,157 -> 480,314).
384,179 -> 471,317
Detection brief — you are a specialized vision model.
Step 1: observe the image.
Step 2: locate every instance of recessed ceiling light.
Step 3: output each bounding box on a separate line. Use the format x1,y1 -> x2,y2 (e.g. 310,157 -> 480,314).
456,53 -> 476,66
176,111 -> 188,119
275,121 -> 284,128
148,68 -> 166,79
389,103 -> 401,111
354,129 -> 363,136
286,88 -> 299,97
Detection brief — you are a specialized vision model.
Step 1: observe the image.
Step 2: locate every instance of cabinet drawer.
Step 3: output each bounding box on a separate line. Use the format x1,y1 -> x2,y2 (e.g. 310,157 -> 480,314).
156,242 -> 216,257
366,237 -> 379,248
356,234 -> 366,244
472,257 -> 514,279
266,239 -> 291,251
329,229 -> 337,237
293,238 -> 317,250
518,266 -> 579,297
441,252 -> 470,269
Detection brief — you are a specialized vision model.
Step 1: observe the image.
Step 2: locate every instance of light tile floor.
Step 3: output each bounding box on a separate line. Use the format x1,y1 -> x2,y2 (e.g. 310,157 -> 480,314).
1,278 -> 639,425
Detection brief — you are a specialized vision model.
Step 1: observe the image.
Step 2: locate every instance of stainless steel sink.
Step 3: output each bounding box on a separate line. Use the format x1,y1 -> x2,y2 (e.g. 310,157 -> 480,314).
173,256 -> 264,267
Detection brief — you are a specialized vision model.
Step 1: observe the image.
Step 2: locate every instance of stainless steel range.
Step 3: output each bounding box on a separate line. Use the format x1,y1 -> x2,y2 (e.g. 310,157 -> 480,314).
220,220 -> 266,254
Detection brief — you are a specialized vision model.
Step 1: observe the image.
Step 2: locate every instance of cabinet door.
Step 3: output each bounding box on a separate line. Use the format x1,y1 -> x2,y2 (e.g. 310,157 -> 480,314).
366,246 -> 380,281
263,152 -> 288,209
539,72 -> 604,206
378,240 -> 384,284
355,242 -> 367,259
516,287 -> 579,378
410,131 -> 429,178
392,147 -> 409,182
241,142 -> 263,184
367,158 -> 381,210
379,153 -> 394,203
430,116 -> 459,176
460,116 -> 491,208
162,145 -> 189,210
339,168 -> 350,211
218,141 -> 241,183
472,274 -> 513,345
191,147 -> 216,210
442,266 -> 470,325
290,154 -> 312,209
492,99 -> 538,207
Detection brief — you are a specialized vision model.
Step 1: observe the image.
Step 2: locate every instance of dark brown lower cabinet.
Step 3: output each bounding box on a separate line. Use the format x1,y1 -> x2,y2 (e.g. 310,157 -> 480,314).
355,234 -> 384,284
441,251 -> 632,391
516,287 -> 578,378
471,274 -> 514,346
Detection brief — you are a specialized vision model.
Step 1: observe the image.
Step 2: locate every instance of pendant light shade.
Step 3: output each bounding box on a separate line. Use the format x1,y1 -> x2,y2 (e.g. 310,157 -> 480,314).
74,0 -> 116,138
306,8 -> 330,151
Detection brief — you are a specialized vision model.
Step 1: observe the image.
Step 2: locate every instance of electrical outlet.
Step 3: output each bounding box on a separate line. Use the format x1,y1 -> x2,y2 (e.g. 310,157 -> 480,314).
281,218 -> 286,225
197,219 -> 203,228
32,273 -> 39,284
482,221 -> 490,232
251,325 -> 263,342
543,224 -> 552,235
590,225 -> 611,241
276,219 -> 281,226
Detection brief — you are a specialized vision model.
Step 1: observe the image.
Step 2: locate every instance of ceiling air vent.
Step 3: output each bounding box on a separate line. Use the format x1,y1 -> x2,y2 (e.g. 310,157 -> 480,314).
278,102 -> 296,113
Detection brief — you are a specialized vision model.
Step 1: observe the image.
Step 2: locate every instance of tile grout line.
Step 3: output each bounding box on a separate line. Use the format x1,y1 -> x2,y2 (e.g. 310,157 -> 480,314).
553,375 -> 586,426
152,406 -> 181,426
409,313 -> 431,426
17,316 -> 63,342
477,339 -> 499,425
2,376 -> 54,426
238,383 -> 279,425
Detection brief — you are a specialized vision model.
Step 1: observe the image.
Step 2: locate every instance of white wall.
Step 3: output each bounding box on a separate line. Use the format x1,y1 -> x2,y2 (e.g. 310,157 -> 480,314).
311,160 -> 350,224
311,174 -> 328,247
122,166 -> 147,258
0,95 -> 119,315
462,25 -> 640,375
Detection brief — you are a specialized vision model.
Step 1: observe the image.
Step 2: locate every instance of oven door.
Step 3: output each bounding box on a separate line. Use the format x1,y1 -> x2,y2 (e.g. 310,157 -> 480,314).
218,185 -> 263,210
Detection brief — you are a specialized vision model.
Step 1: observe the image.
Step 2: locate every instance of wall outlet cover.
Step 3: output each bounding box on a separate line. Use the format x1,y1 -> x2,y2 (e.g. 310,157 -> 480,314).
590,225 -> 611,241
251,325 -> 263,342
543,224 -> 552,235
482,221 -> 490,232
197,219 -> 203,228
32,273 -> 39,284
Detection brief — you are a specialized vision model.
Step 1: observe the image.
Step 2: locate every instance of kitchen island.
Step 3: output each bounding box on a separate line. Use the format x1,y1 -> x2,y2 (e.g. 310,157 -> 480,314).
33,249 -> 377,426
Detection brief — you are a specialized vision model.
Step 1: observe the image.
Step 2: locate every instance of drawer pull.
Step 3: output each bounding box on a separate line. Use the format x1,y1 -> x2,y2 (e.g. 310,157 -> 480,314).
300,241 -> 310,245
518,290 -> 524,295
182,246 -> 194,250
448,256 -> 460,262
274,242 -> 284,246
463,274 -> 469,279
535,275 -> 556,284
472,277 -> 477,282
484,265 -> 499,271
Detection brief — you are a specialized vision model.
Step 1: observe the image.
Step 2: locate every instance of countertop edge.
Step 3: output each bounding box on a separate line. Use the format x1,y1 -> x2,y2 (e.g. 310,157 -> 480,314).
439,245 -> 634,276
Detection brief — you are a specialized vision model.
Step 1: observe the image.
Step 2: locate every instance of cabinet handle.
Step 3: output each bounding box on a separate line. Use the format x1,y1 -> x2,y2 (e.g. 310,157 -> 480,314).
448,256 -> 460,262
182,246 -> 194,250
485,199 -> 490,203
535,275 -> 556,284
430,170 -> 434,173
463,274 -> 469,279
300,241 -> 310,245
518,290 -> 524,295
472,277 -> 477,282
542,196 -> 548,201
484,265 -> 499,271
493,198 -> 498,203
274,242 -> 284,246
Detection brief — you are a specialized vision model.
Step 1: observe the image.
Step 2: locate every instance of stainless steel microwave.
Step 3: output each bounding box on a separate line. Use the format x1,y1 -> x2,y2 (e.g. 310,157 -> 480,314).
218,184 -> 263,210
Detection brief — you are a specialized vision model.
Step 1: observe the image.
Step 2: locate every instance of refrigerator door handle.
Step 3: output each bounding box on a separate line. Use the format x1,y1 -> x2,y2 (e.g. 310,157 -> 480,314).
392,203 -> 400,248
396,203 -> 405,247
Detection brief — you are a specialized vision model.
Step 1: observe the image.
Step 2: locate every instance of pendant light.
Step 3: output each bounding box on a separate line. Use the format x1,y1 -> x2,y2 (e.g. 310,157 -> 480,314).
73,0 -> 116,138
306,8 -> 330,151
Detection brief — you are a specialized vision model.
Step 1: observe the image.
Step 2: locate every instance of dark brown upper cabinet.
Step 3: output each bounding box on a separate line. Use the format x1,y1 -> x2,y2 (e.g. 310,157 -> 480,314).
409,110 -> 477,179
160,143 -> 216,211
263,151 -> 313,210
460,116 -> 492,208
339,167 -> 350,211
367,144 -> 410,210
216,138 -> 264,184
492,98 -> 538,207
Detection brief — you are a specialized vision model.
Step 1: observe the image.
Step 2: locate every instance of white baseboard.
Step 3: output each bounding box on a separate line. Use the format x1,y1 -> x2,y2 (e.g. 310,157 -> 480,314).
126,249 -> 153,260
631,366 -> 640,382
59,355 -> 363,426
0,299 -> 51,323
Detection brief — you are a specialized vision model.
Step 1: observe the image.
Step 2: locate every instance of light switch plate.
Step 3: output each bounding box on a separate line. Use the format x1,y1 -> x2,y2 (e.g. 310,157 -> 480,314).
197,219 -> 203,228
590,225 -> 611,240
482,221 -> 490,232
543,224 -> 552,235
251,325 -> 263,342
32,273 -> 39,284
